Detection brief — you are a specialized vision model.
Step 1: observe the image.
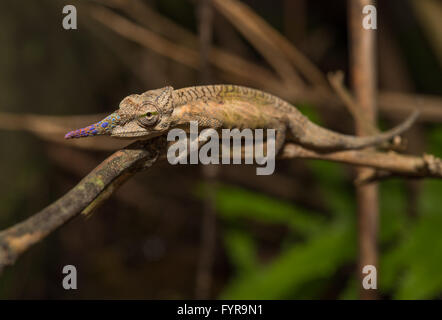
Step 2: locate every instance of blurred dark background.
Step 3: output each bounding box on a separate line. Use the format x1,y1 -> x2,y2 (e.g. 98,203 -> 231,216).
0,0 -> 441,299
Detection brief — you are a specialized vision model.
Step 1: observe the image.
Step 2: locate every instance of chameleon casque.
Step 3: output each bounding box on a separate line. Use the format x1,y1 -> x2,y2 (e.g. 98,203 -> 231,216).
65,85 -> 419,153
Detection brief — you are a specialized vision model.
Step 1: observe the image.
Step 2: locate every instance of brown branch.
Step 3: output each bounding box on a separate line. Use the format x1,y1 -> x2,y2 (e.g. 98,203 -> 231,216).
83,3 -> 286,95
212,0 -> 327,88
87,4 -> 201,69
0,137 -> 167,273
0,112 -> 127,151
95,0 -> 303,88
328,71 -> 379,135
328,72 -> 406,150
81,2 -> 442,123
378,92 -> 442,122
97,0 -> 199,47
211,0 -> 305,87
1,134 -> 441,274
411,0 -> 442,67
90,0 -> 288,92
281,144 -> 442,179
2,0 -> 441,280
195,0 -> 217,300
348,0 -> 379,300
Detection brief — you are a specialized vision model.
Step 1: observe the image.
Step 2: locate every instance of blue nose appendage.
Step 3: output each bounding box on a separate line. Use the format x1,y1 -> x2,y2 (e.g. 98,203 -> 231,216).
64,113 -> 121,139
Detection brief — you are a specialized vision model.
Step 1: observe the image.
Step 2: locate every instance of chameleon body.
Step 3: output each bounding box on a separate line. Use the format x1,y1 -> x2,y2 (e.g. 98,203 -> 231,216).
65,85 -> 419,153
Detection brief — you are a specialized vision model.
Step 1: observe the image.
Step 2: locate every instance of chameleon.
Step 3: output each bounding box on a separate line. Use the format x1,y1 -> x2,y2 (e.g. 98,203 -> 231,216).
64,84 -> 419,153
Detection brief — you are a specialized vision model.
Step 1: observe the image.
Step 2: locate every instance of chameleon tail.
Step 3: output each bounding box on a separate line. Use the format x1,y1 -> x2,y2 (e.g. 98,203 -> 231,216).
291,110 -> 419,151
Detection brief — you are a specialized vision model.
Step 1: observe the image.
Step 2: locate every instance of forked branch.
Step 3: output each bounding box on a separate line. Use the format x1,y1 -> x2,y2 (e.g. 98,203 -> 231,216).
0,137 -> 167,273
0,136 -> 441,273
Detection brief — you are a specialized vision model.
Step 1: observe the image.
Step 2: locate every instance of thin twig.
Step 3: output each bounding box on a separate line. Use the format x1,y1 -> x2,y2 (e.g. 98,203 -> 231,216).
97,0 -> 199,46
195,0 -> 217,300
0,112 -> 127,151
84,3 -> 286,94
1,137 -> 442,274
212,0 -> 327,88
81,2 -> 442,123
348,0 -> 379,300
327,71 -> 379,135
281,145 -> 442,179
211,0 -> 305,87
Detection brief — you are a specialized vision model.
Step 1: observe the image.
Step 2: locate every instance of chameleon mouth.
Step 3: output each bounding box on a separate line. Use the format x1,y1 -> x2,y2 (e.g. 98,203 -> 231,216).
110,130 -> 162,139
64,113 -> 121,139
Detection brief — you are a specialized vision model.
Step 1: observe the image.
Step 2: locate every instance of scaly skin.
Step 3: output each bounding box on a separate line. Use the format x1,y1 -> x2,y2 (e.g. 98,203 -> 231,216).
65,84 -> 419,153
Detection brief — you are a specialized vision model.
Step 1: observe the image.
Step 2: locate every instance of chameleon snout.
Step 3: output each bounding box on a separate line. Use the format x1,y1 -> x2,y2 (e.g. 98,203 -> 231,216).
64,113 -> 121,139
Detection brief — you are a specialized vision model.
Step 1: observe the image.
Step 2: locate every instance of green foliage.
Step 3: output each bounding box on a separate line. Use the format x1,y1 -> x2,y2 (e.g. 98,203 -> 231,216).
223,229 -> 258,276
378,127 -> 442,299
195,161 -> 360,299
198,139 -> 442,299
381,180 -> 442,299
221,222 -> 355,299
428,126 -> 442,157
297,103 -> 323,126
378,181 -> 408,244
211,184 -> 326,236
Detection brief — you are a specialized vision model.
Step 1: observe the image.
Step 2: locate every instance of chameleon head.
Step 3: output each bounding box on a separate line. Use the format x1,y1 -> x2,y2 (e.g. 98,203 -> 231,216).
64,86 -> 174,139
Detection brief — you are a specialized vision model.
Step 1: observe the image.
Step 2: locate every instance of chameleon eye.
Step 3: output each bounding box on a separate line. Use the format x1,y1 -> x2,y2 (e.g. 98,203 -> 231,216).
137,110 -> 159,127
144,111 -> 158,118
